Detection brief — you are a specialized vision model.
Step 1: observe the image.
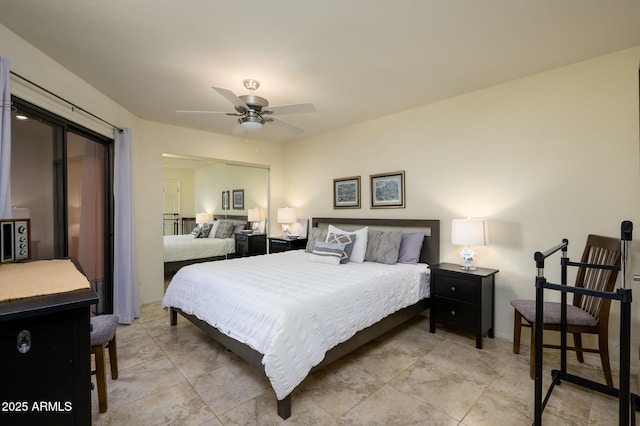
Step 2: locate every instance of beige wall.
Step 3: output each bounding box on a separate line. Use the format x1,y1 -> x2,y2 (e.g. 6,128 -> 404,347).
193,163 -> 269,217
284,46 -> 640,360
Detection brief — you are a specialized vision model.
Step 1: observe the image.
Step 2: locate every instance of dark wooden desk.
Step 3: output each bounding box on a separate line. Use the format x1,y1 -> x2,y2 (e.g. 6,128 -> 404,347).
0,287 -> 97,424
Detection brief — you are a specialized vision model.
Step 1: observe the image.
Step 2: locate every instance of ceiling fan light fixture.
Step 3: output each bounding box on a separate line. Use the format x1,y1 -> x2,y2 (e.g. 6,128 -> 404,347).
243,79 -> 260,91
239,115 -> 264,131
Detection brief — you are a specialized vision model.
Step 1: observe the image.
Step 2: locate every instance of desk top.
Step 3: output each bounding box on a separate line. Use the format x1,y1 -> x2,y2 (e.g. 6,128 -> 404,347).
0,259 -> 92,302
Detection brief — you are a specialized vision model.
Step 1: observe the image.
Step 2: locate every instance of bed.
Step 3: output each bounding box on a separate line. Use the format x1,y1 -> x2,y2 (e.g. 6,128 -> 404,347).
162,217 -> 440,419
163,215 -> 248,275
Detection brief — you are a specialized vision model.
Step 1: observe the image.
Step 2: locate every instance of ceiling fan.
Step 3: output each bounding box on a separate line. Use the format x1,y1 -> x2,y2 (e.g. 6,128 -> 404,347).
177,79 -> 316,134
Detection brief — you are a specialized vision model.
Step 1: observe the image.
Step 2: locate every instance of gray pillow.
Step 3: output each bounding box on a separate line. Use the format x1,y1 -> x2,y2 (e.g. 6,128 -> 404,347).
190,226 -> 201,237
306,227 -> 328,252
365,230 -> 402,264
398,232 -> 425,264
327,233 -> 356,264
214,220 -> 234,238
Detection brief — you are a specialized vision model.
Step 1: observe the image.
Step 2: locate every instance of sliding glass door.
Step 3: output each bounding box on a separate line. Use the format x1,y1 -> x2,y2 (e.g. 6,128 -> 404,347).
10,97 -> 114,313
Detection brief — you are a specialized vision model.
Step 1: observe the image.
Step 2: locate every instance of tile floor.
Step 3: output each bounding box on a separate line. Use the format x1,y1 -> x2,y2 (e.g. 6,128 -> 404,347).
91,302 -> 637,425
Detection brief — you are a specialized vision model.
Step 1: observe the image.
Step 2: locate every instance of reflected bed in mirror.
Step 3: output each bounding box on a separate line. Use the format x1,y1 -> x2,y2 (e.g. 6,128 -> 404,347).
163,215 -> 248,276
162,152 -> 270,277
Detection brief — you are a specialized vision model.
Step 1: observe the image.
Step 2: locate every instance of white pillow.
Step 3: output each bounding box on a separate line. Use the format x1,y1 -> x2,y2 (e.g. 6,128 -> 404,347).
207,220 -> 220,238
326,225 -> 368,263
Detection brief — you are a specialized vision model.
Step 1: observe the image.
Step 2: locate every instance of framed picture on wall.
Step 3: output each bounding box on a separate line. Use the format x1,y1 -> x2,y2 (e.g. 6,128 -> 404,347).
370,171 -> 405,208
222,190 -> 230,210
232,189 -> 244,210
333,176 -> 361,209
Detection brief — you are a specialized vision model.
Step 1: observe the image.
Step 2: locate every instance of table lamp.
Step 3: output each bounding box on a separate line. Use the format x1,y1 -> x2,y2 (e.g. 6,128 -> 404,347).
451,218 -> 488,271
277,207 -> 297,237
248,208 -> 262,233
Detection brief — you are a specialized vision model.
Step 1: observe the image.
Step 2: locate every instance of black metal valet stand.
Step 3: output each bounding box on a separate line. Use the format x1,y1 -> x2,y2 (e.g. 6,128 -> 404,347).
533,221 -> 639,425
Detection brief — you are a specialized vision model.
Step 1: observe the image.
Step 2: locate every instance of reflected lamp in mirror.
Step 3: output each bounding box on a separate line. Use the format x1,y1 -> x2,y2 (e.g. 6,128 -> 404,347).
248,208 -> 262,234
195,212 -> 212,225
277,207 -> 297,238
451,218 -> 488,271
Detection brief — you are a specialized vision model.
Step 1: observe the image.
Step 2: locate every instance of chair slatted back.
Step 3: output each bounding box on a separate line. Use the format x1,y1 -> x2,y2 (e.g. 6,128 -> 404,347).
573,234 -> 621,321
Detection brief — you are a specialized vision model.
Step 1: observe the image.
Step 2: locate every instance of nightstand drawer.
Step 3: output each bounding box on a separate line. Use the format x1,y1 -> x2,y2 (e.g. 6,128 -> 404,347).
433,275 -> 476,303
432,299 -> 476,329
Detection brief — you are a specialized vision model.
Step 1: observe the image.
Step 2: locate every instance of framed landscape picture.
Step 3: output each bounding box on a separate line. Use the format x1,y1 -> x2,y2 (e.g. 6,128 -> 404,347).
333,176 -> 361,209
232,189 -> 244,210
370,171 -> 405,208
222,190 -> 230,210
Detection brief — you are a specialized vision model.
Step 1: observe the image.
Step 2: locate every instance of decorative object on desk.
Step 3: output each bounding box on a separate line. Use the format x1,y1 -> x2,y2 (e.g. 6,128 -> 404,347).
333,176 -> 361,209
232,189 -> 244,209
222,190 -> 230,210
277,207 -> 297,237
451,218 -> 488,271
370,171 -> 405,208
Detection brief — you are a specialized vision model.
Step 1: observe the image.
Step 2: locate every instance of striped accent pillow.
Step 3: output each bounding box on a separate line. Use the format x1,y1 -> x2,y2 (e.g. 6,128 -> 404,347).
310,241 -> 347,265
327,233 -> 357,264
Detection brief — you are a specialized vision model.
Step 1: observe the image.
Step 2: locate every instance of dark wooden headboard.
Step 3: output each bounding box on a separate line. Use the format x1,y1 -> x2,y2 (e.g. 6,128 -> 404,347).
213,214 -> 248,222
311,217 -> 440,265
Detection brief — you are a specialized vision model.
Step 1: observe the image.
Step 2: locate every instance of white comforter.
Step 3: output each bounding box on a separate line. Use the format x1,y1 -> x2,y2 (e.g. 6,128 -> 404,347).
162,250 -> 430,400
163,234 -> 235,262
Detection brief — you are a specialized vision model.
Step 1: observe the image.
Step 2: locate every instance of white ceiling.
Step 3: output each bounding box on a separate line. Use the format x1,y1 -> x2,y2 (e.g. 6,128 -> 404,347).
2,0 -> 639,143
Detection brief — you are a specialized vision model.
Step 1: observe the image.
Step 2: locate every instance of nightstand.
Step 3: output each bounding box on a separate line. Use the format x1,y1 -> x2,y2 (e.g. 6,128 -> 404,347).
234,233 -> 267,257
268,237 -> 308,254
429,262 -> 499,349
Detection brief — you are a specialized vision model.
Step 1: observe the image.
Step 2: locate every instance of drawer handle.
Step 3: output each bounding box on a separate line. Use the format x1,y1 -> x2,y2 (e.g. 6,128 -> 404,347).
450,311 -> 456,316
450,286 -> 456,292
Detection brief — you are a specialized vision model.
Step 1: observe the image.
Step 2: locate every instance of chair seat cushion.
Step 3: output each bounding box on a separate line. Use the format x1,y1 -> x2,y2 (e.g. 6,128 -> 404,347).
511,299 -> 597,327
90,314 -> 119,346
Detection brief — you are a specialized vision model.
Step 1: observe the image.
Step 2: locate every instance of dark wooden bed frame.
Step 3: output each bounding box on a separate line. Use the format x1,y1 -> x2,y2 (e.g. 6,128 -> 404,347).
163,214 -> 248,276
168,217 -> 440,419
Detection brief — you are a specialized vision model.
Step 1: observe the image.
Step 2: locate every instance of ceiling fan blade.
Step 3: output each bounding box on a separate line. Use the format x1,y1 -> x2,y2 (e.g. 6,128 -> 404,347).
263,103 -> 316,115
212,87 -> 249,111
176,110 -> 237,115
270,117 -> 305,134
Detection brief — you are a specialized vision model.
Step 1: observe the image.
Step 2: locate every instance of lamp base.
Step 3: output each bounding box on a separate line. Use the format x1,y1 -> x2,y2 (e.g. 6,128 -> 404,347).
460,253 -> 476,271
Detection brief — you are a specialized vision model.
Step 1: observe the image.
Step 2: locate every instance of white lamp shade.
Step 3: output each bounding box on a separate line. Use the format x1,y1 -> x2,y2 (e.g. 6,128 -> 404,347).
277,207 -> 297,224
451,219 -> 489,246
240,120 -> 263,131
195,212 -> 212,224
248,208 -> 261,222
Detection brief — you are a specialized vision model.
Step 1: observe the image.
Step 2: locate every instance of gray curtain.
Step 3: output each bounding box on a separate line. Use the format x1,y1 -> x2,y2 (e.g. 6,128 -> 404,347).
0,57 -> 12,218
113,128 -> 139,323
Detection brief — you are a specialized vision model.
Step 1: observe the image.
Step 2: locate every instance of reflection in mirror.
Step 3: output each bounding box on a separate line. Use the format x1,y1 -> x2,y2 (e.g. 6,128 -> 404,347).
162,153 -> 269,272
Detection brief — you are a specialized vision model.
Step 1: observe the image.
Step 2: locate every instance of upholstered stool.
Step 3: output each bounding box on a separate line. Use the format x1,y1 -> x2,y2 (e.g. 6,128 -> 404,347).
90,314 -> 119,413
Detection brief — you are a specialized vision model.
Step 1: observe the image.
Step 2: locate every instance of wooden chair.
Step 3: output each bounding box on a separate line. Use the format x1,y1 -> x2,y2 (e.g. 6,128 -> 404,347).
90,314 -> 119,413
511,234 -> 620,387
